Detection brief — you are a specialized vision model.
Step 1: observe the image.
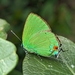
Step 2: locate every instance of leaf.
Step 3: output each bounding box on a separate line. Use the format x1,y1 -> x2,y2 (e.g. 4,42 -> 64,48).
0,19 -> 10,39
0,38 -> 18,75
23,36 -> 75,75
0,19 -> 10,32
0,31 -> 7,39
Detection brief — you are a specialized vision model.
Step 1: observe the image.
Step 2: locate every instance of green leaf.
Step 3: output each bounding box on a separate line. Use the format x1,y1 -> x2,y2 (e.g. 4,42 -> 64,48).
23,36 -> 75,75
0,19 -> 10,32
0,19 -> 10,39
0,31 -> 7,39
0,38 -> 18,75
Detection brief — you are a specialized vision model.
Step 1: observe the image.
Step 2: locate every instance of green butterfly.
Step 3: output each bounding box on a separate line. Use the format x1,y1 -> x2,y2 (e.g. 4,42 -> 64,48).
22,13 -> 62,57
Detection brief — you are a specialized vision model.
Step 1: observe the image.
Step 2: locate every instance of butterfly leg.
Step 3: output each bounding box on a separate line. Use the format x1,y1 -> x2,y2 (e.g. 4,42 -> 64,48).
56,48 -> 68,58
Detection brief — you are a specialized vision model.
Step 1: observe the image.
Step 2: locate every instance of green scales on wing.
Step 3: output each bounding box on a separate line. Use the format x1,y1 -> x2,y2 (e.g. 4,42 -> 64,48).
22,13 -> 60,57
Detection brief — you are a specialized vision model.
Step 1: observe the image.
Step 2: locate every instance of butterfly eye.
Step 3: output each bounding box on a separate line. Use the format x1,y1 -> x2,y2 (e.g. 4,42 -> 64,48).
54,46 -> 58,50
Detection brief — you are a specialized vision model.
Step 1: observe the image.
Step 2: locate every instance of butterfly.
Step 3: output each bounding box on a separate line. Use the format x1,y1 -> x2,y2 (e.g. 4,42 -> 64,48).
22,13 -> 63,57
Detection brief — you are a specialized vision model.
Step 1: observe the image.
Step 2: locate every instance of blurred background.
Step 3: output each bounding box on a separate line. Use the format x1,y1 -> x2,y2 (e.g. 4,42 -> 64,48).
0,0 -> 75,74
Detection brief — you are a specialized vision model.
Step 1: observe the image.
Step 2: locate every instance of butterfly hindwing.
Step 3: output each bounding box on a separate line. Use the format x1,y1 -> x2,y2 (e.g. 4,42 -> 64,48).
24,30 -> 59,57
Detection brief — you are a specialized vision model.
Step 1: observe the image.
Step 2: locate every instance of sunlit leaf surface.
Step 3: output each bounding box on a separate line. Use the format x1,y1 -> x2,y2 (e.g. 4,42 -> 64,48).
0,38 -> 18,75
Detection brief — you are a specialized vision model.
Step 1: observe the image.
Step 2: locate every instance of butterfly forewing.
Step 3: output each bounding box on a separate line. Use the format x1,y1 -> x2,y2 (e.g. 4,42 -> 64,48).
22,13 -> 51,46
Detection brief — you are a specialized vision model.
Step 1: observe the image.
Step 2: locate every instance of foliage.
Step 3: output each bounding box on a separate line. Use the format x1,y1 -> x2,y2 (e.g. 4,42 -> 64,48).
0,19 -> 18,75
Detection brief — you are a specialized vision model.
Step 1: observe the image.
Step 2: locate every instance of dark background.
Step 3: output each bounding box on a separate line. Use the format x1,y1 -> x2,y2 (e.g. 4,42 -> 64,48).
0,0 -> 75,74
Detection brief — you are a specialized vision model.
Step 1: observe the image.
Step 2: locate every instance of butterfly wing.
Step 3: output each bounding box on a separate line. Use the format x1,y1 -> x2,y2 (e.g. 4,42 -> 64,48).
22,13 -> 59,57
26,30 -> 59,57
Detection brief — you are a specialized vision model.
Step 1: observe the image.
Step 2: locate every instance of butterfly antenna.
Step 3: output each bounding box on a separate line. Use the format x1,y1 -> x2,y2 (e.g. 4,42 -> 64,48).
11,30 -> 21,42
11,30 -> 27,53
